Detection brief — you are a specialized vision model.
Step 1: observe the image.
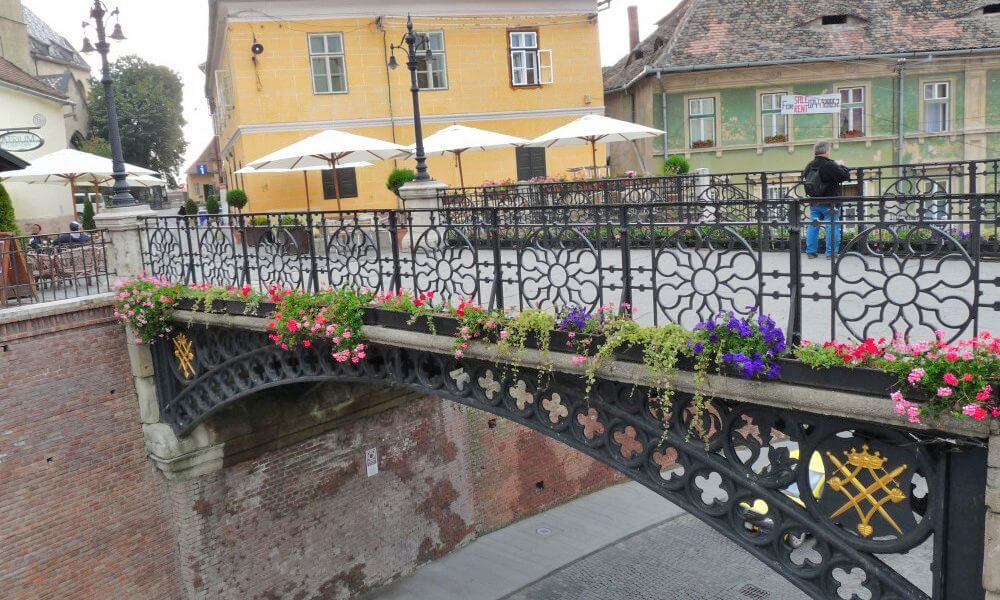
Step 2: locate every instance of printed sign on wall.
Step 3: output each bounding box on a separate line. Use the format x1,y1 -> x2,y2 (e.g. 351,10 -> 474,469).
780,94 -> 841,115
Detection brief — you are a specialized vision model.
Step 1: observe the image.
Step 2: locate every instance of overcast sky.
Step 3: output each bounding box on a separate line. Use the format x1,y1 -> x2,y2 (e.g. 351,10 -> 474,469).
23,0 -> 678,174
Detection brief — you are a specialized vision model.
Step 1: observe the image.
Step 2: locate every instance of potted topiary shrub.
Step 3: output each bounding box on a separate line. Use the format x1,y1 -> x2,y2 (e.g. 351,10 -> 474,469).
243,215 -> 272,246
386,168 -> 415,197
81,198 -> 97,231
226,189 -> 248,213
205,195 -> 221,216
663,155 -> 691,176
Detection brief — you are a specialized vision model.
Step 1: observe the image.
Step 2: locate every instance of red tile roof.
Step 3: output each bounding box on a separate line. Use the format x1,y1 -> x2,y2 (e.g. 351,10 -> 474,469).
605,0 -> 1000,91
0,56 -> 68,101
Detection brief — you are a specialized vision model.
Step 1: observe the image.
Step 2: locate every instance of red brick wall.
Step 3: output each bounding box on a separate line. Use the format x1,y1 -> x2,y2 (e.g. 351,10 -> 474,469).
0,303 -> 183,600
0,304 -> 622,599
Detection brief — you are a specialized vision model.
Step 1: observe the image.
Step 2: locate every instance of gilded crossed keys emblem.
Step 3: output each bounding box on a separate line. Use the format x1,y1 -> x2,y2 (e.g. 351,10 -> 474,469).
824,444 -> 908,538
172,333 -> 196,380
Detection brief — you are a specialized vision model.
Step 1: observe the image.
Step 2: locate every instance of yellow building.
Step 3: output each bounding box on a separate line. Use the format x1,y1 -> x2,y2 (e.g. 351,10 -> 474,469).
205,1 -> 607,212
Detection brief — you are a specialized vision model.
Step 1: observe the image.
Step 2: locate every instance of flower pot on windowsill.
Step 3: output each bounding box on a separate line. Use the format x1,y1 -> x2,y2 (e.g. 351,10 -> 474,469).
839,130 -> 865,139
690,140 -> 715,149
764,135 -> 788,145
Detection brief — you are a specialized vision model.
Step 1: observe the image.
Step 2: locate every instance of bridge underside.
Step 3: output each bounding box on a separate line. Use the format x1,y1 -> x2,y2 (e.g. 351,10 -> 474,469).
151,319 -> 987,600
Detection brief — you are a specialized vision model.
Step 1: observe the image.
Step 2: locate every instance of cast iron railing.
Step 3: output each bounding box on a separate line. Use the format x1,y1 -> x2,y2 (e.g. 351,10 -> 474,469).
140,192 -> 999,344
0,230 -> 112,309
439,158 -> 1000,210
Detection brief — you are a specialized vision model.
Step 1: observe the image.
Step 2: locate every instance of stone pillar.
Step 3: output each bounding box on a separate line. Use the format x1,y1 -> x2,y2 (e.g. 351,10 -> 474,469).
397,178 -> 448,248
985,426 -> 1000,599
93,205 -> 157,283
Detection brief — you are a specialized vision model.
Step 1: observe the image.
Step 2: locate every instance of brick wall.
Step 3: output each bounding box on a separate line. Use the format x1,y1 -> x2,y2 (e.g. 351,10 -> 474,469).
165,384 -> 622,599
1,301 -> 622,599
0,300 -> 183,599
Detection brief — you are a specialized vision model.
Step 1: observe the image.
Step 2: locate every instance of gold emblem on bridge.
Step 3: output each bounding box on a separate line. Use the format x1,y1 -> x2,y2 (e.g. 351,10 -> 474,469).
825,444 -> 908,538
172,333 -> 196,380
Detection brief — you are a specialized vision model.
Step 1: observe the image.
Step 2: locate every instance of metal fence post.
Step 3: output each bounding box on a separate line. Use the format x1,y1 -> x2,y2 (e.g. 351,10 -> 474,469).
181,216 -> 196,285
236,212 -> 252,287
305,210 -> 320,293
388,210 -> 403,293
969,160 -> 978,195
490,207 -> 504,310
618,204 -> 633,310
787,197 -> 803,344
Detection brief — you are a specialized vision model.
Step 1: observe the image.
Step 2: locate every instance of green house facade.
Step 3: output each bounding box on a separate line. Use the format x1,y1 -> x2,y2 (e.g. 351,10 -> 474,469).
604,0 -> 1000,180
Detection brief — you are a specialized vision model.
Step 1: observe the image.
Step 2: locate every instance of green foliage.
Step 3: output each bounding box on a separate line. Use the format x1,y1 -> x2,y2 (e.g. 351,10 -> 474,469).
87,55 -> 187,186
113,277 -> 183,344
386,168 -> 416,196
266,288 -> 367,361
184,198 -> 199,215
77,135 -> 112,158
0,182 -> 18,235
226,189 -> 248,211
205,195 -> 221,215
279,215 -> 302,227
81,198 -> 96,231
663,155 -> 691,175
250,216 -> 269,226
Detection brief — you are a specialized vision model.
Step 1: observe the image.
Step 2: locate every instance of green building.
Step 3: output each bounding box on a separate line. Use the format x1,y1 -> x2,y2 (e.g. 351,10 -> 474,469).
603,0 -> 1000,186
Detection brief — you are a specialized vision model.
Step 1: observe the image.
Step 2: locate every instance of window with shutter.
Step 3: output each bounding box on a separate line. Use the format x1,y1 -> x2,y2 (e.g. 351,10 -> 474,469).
515,147 -> 546,181
321,168 -> 359,199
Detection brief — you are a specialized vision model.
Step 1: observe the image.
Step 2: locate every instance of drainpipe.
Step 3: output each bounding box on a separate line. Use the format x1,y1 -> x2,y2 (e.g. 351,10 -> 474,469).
657,71 -> 668,166
627,88 -> 647,173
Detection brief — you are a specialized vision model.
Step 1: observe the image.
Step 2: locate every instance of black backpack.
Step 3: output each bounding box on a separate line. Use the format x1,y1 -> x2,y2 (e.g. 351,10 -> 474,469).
803,165 -> 826,197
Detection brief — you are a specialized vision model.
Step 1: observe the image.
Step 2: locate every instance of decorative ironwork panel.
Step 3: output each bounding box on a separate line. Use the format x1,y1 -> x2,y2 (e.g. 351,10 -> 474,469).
151,322 -> 987,600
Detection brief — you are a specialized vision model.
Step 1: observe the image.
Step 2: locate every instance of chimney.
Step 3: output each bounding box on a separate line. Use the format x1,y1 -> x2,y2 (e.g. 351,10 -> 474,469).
627,5 -> 640,50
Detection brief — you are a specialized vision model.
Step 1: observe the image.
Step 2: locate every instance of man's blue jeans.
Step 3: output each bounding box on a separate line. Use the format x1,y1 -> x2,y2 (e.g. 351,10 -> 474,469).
805,204 -> 841,256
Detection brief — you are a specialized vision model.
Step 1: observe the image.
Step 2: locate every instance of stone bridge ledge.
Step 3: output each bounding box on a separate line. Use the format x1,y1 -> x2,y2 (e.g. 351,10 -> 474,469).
169,310 -> 990,441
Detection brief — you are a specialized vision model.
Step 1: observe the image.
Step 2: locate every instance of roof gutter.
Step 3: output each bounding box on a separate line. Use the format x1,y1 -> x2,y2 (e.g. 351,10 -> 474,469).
606,47 -> 1000,94
0,80 -> 72,105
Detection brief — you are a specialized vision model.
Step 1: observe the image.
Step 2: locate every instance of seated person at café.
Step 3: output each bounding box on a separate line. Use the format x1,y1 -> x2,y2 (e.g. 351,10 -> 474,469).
53,222 -> 92,246
27,224 -> 45,249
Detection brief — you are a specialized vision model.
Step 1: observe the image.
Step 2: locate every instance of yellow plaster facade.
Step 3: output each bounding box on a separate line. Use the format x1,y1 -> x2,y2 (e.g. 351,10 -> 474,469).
207,2 -> 605,212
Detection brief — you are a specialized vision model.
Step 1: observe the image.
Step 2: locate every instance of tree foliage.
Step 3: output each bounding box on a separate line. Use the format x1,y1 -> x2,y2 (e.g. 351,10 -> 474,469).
663,155 -> 691,175
81,198 -> 96,230
88,55 -> 187,186
0,182 -> 18,234
226,189 -> 248,212
78,135 -> 112,158
184,198 -> 199,215
205,195 -> 221,215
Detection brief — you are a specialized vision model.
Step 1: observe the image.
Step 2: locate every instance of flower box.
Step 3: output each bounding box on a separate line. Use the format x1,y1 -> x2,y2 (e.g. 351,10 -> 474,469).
174,297 -> 197,312
776,358 -> 898,397
691,140 -> 714,149
372,308 -> 459,337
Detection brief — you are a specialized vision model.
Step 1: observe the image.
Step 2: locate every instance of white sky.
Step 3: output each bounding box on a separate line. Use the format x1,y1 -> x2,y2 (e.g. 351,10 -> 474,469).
23,0 -> 678,174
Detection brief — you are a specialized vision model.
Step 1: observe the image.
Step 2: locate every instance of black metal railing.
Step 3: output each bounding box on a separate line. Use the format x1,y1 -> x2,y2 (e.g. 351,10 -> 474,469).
438,158 -> 1000,210
140,192 -> 999,344
0,230 -> 113,308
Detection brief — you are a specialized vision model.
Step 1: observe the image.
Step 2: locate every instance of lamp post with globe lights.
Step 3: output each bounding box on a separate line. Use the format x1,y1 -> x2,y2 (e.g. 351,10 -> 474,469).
81,1 -> 137,207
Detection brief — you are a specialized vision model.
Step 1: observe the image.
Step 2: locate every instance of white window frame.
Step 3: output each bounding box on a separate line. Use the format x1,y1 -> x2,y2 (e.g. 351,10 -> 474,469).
308,32 -> 348,95
214,69 -> 233,109
415,31 -> 448,91
509,31 -> 551,87
923,81 -> 950,133
688,97 -> 716,147
838,86 -> 865,136
760,92 -> 787,142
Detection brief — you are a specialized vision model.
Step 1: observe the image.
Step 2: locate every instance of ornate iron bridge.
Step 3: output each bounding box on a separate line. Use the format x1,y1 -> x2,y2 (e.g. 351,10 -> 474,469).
152,320 -> 988,600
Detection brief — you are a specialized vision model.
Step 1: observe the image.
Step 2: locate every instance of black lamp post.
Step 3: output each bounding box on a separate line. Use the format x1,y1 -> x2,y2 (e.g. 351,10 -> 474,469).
81,1 -> 137,207
389,15 -> 433,182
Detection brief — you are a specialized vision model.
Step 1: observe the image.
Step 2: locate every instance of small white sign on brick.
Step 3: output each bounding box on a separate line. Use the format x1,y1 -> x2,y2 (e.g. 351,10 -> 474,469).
365,447 -> 379,477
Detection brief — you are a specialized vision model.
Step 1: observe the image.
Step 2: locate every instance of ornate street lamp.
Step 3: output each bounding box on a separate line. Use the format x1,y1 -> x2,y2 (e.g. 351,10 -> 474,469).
81,1 -> 137,207
388,15 -> 434,182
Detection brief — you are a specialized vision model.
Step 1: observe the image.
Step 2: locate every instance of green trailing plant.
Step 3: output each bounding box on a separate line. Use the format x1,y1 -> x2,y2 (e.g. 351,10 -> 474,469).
386,168 -> 416,196
184,198 -> 199,216
450,299 -> 506,358
663,155 -> 691,175
497,308 -> 557,384
0,182 -> 18,235
226,189 -> 249,212
205,195 -> 221,215
81,198 -> 97,231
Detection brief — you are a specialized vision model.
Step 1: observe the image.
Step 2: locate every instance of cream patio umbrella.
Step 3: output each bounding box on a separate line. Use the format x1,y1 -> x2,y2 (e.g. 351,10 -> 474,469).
245,129 -> 410,210
528,114 -> 664,173
411,124 -> 528,188
235,162 -> 373,212
0,148 -> 156,219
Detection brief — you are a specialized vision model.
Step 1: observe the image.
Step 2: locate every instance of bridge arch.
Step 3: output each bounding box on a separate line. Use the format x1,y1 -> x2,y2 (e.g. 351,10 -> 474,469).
152,323 -> 971,600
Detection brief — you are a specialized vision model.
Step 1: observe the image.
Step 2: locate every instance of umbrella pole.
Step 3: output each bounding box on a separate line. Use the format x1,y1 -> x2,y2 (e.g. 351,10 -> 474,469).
331,155 -> 342,212
70,178 -> 78,221
303,170 -> 312,212
591,139 -> 598,175
456,151 -> 466,188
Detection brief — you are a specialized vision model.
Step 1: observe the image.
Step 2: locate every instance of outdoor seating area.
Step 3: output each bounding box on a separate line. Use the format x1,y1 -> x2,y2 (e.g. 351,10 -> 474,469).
0,229 -> 111,308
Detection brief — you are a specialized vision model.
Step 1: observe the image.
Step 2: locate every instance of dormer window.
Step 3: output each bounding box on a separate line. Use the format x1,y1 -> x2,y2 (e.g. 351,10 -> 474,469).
821,14 -> 848,25
984,4 -> 1000,14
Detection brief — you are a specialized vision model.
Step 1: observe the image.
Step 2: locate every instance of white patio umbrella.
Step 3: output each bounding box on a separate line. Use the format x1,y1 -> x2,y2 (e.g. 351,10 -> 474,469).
235,162 -> 373,212
412,124 -> 528,188
0,148 -> 156,219
245,129 -> 410,209
528,114 -> 665,172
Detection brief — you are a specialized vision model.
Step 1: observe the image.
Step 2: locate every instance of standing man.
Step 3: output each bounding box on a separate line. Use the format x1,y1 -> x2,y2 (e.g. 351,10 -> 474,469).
803,141 -> 851,258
